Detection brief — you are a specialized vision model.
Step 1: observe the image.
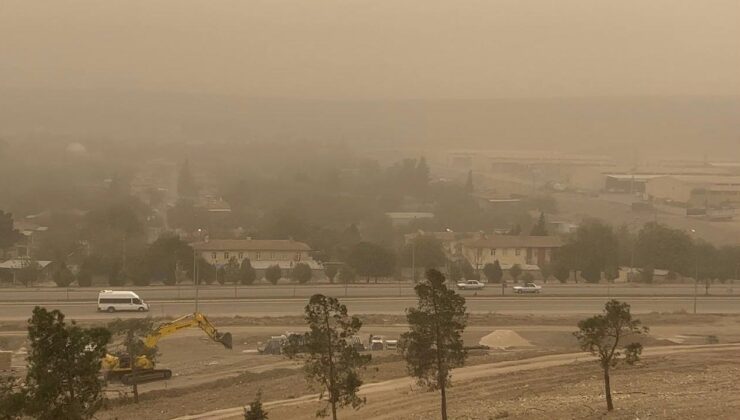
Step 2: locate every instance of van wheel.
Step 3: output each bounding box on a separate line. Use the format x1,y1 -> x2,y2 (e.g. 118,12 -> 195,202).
137,307 -> 146,312
106,307 -> 115,313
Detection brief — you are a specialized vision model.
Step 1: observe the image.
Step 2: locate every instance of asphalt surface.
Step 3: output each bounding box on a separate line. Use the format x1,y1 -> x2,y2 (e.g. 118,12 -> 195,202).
1,282 -> 737,303
0,295 -> 738,321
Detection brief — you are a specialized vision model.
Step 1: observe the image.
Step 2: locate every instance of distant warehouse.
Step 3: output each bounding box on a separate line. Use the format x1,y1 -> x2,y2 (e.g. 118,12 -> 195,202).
645,175 -> 740,208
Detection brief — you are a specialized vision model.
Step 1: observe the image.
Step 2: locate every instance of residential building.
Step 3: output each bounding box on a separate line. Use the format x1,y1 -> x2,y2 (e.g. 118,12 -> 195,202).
191,239 -> 321,272
460,235 -> 563,271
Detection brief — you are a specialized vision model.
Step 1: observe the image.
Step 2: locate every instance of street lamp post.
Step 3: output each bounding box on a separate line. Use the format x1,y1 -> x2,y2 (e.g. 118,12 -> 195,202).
690,229 -> 698,314
193,247 -> 199,312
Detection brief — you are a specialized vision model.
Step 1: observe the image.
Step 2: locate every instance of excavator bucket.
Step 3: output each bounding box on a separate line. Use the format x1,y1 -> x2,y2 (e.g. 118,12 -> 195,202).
216,332 -> 233,349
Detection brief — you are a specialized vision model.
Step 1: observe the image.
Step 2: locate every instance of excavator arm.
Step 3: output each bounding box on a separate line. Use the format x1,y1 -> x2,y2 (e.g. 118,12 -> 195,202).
143,312 -> 233,350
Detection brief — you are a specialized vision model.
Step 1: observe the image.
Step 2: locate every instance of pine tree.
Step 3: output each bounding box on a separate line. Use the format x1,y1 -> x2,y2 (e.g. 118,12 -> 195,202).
284,295 -> 371,419
530,212 -> 548,236
400,269 -> 467,420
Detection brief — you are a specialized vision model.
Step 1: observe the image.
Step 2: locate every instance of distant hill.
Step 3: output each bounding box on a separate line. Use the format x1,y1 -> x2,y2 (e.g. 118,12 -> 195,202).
0,89 -> 737,160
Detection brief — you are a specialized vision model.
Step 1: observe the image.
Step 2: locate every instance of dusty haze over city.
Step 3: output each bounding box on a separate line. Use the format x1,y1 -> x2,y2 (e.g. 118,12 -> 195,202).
1,2 -> 740,420
1,0 -> 739,158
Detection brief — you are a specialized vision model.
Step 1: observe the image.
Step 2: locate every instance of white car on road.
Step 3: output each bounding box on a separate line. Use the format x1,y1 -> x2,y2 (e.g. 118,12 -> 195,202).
512,283 -> 542,294
456,280 -> 485,290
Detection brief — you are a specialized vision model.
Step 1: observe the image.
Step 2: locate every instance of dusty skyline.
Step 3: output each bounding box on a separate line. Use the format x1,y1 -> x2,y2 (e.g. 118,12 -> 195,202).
2,0 -> 739,99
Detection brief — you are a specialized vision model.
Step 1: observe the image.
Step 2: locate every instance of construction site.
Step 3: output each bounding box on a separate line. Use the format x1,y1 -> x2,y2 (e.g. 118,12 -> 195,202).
2,311 -> 739,419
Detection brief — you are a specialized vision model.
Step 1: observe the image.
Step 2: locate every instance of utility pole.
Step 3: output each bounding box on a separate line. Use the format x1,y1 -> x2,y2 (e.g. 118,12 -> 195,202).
694,257 -> 698,315
411,240 -> 416,283
127,329 -> 139,403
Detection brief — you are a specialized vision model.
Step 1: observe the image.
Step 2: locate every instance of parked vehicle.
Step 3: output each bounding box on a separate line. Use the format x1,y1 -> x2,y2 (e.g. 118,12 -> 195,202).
456,280 -> 485,290
369,335 -> 398,351
97,290 -> 149,312
512,283 -> 542,294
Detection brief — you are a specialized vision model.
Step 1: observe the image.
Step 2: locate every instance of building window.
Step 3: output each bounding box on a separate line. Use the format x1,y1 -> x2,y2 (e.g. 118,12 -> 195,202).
515,248 -> 521,256
212,252 -> 217,260
490,249 -> 496,256
296,252 -> 302,261
255,252 -> 261,261
238,252 -> 244,260
270,252 -> 276,260
224,252 -> 230,260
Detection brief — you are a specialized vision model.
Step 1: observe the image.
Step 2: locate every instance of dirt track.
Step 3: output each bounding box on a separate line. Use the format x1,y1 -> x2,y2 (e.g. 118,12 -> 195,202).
173,344 -> 740,420
79,313 -> 740,419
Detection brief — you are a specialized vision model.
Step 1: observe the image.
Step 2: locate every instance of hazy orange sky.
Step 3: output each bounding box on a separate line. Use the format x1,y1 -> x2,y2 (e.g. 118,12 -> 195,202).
1,0 -> 738,99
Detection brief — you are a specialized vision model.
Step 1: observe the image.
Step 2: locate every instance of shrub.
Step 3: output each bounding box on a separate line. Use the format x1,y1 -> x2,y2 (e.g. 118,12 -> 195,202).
265,265 -> 282,285
290,263 -> 312,284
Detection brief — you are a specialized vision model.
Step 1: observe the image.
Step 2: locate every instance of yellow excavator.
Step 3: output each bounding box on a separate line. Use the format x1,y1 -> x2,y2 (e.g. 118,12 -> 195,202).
103,312 -> 232,385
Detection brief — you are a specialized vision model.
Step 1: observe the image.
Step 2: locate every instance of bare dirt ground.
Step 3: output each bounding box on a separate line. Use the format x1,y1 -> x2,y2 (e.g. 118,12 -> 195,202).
76,313 -> 740,420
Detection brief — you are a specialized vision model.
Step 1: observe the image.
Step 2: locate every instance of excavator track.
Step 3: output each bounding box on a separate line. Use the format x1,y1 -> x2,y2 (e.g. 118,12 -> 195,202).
120,369 -> 173,385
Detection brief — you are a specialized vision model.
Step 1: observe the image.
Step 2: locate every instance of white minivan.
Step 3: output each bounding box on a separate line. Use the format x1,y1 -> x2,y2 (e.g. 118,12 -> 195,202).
97,290 -> 149,313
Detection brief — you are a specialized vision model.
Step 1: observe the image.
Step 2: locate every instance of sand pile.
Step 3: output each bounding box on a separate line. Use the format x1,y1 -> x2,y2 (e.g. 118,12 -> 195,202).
479,330 -> 533,349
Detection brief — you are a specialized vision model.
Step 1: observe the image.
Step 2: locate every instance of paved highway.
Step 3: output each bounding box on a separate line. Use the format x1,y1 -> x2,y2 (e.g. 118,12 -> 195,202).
0,296 -> 738,321
0,282 -> 737,303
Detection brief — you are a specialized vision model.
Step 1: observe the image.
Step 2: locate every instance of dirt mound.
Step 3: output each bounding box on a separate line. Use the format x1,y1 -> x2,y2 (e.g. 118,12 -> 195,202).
479,330 -> 533,349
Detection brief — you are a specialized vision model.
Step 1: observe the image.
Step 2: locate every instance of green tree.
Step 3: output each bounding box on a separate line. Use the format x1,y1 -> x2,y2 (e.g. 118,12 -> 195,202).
265,264 -> 282,285
529,212 -> 548,236
403,235 -> 447,270
216,267 -> 227,285
635,223 -> 692,275
324,265 -> 339,284
400,269 -> 467,420
338,265 -> 356,284
346,242 -> 396,283
448,261 -> 463,282
509,264 -> 523,283
25,307 -> 111,419
482,261 -> 503,283
291,262 -> 313,284
244,389 -> 269,420
640,265 -> 654,284
76,263 -> 93,287
573,300 -> 648,411
146,235 -> 194,285
284,295 -> 371,419
569,219 -> 619,283
539,263 -> 553,282
507,224 -> 522,236
53,263 -> 75,288
240,259 -> 257,285
0,210 -> 22,251
17,260 -> 41,287
224,257 -> 242,285
0,375 -> 25,420
552,259 -> 570,283
197,258 -> 217,284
